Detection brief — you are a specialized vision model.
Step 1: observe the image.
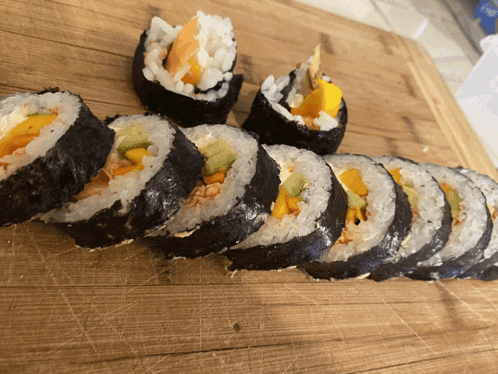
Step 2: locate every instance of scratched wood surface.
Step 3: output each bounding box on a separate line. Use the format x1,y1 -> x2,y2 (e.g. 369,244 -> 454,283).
2,0 -> 498,373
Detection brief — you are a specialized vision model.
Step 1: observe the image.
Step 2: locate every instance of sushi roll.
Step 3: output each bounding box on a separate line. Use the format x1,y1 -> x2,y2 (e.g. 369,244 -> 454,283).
132,13 -> 244,127
225,144 -> 348,271
304,154 -> 412,280
144,124 -> 280,258
0,89 -> 114,227
41,114 -> 204,248
455,168 -> 498,279
242,44 -> 347,155
407,163 -> 492,280
368,156 -> 452,281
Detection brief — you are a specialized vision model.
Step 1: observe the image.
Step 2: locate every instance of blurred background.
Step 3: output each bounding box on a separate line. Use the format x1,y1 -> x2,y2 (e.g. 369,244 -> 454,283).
296,0 -> 494,95
297,0 -> 498,166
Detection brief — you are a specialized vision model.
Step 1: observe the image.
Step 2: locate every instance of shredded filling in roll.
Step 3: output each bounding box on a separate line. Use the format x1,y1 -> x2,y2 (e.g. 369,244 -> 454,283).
73,122 -> 157,201
186,139 -> 237,206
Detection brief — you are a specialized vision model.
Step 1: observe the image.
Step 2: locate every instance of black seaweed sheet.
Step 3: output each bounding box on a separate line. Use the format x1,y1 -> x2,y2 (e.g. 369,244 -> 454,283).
0,91 -> 114,227
53,117 -> 204,248
407,167 -> 493,281
453,168 -> 498,279
367,157 -> 453,281
242,73 -> 347,156
132,31 -> 244,128
143,142 -> 280,258
304,172 -> 412,280
225,167 -> 348,271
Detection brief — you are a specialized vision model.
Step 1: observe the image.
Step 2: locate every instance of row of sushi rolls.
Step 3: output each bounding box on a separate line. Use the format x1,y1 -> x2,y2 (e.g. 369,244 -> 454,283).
2,11 -> 498,282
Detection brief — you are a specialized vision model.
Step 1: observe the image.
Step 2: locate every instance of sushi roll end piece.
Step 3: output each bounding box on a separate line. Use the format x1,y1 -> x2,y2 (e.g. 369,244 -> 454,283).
132,14 -> 244,127
243,45 -> 347,155
0,89 -> 114,227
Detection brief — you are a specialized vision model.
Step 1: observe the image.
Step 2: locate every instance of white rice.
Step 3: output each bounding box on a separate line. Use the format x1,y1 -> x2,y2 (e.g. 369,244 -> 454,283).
232,144 -> 332,249
260,58 -> 342,131
373,156 -> 446,263
41,114 -> 175,223
143,12 -> 236,102
0,91 -> 80,180
459,168 -> 498,260
319,154 -> 396,263
156,125 -> 260,236
419,163 -> 489,266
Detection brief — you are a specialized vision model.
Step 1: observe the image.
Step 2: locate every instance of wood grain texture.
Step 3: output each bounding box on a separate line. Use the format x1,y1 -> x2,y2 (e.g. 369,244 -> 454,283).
2,0 -> 498,373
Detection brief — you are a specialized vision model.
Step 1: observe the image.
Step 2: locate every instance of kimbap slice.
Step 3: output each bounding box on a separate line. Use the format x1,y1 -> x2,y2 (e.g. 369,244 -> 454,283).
144,124 -> 280,258
304,154 -> 412,280
41,114 -> 204,248
407,163 -> 492,281
367,156 -> 452,281
0,89 -> 114,227
225,144 -> 348,271
132,13 -> 244,127
242,44 -> 347,155
456,168 -> 498,279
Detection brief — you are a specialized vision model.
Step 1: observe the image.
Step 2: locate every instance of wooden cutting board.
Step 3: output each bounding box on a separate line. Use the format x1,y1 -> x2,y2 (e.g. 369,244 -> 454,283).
2,1 -> 498,373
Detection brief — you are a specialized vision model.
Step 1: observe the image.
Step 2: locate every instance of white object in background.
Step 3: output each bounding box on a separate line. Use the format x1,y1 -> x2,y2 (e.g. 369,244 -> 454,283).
456,34 -> 498,167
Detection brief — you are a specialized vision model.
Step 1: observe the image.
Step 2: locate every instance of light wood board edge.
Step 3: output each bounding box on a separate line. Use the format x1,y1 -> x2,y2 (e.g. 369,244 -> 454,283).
396,35 -> 498,180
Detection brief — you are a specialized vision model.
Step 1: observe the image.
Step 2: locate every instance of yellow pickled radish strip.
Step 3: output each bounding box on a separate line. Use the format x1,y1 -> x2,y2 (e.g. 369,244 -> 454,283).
125,148 -> 151,165
389,168 -> 403,185
346,208 -> 357,222
339,169 -> 368,197
9,133 -> 38,148
271,187 -> 291,220
290,79 -> 342,119
10,114 -> 57,135
345,206 -> 366,223
165,17 -> 199,75
291,90 -> 320,118
319,79 -> 342,118
181,57 -> 202,85
286,195 -> 301,212
0,114 -> 58,159
203,169 -> 225,185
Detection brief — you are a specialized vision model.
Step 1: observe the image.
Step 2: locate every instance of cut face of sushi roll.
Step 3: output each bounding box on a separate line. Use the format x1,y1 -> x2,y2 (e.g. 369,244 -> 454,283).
242,44 -> 347,155
144,124 -> 280,258
367,156 -> 452,281
407,163 -> 492,280
42,114 -> 204,248
132,13 -> 244,127
456,168 -> 498,279
225,144 -> 348,271
304,154 -> 412,280
0,89 -> 114,227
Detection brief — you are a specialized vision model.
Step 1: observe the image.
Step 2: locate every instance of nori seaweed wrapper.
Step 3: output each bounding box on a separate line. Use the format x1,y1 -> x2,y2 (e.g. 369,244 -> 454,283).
143,141 -> 280,258
304,158 -> 412,280
455,168 -> 498,279
367,156 -> 453,281
49,115 -> 204,248
0,90 -> 114,227
407,165 -> 493,281
475,265 -> 498,281
225,167 -> 348,271
242,71 -> 347,156
132,31 -> 244,128
369,198 -> 452,281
